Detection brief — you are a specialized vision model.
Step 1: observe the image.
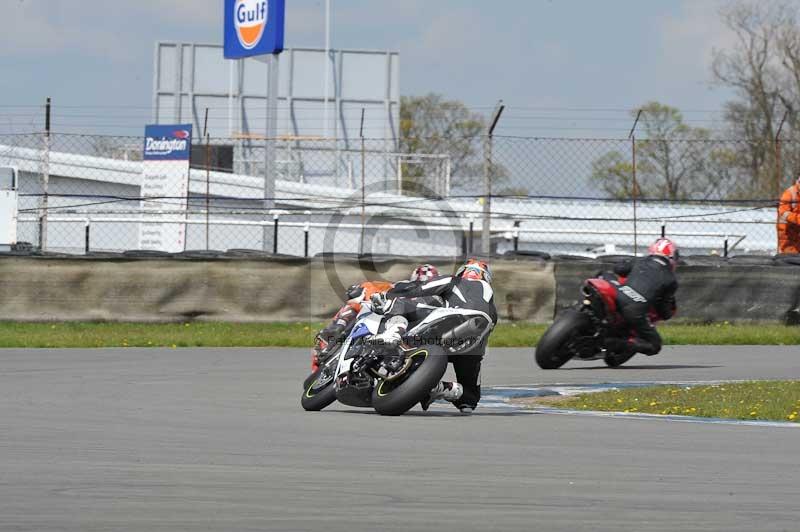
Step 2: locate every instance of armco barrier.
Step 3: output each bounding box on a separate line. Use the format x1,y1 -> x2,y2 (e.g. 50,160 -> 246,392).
0,256 -> 555,323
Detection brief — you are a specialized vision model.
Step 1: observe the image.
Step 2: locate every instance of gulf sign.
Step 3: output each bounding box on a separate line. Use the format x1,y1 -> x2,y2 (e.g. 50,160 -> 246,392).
224,0 -> 285,59
143,124 -> 192,160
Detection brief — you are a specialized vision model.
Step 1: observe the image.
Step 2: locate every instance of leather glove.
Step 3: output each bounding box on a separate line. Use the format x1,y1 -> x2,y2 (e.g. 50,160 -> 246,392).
371,292 -> 390,314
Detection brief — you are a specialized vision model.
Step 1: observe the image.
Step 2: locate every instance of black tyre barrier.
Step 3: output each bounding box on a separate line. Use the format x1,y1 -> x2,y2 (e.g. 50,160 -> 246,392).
774,254 -> 800,266
594,254 -> 635,263
122,249 -> 172,258
553,254 -> 594,262
174,250 -> 228,259
680,255 -> 726,267
726,254 -> 776,266
502,250 -> 552,260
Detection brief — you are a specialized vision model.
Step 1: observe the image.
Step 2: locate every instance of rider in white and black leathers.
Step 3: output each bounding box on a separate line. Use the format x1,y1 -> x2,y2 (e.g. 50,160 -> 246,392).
373,259 -> 497,414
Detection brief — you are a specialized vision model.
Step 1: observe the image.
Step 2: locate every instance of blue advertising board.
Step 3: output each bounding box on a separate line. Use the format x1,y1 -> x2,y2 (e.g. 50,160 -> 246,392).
224,0 -> 285,59
142,124 -> 192,161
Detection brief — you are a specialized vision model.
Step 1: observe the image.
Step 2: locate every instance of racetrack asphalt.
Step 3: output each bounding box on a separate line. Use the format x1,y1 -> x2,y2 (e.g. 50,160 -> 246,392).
1,346 -> 799,531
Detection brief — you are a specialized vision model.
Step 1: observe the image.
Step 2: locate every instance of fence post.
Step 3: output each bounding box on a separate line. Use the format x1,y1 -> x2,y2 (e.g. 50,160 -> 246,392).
628,109 -> 642,255
37,215 -> 44,251
661,222 -> 665,238
359,108 -> 366,256
513,220 -> 520,252
468,219 -> 474,255
482,101 -> 504,258
41,97 -> 51,251
723,237 -> 729,258
775,110 -> 788,199
84,219 -> 90,254
203,107 -> 211,251
273,213 -> 279,254
304,221 -> 310,258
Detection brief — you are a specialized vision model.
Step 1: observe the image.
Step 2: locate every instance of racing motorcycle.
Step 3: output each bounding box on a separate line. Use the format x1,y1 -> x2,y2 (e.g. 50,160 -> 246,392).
535,274 -> 662,369
302,302 -> 494,415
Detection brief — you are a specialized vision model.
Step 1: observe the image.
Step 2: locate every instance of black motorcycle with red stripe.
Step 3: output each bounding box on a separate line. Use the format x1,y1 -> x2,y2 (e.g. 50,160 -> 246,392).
535,274 -> 662,369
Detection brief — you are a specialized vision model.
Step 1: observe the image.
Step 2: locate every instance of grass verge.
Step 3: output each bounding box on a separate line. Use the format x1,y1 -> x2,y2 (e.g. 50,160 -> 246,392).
552,381 -> 800,423
0,321 -> 796,348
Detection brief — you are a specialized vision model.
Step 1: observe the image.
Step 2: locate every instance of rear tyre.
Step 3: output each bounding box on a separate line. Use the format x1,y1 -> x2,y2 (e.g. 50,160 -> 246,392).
371,345 -> 448,416
535,310 -> 591,369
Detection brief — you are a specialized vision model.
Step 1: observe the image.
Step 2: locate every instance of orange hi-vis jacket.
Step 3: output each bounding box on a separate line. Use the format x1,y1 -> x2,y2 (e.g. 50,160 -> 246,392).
778,184 -> 800,253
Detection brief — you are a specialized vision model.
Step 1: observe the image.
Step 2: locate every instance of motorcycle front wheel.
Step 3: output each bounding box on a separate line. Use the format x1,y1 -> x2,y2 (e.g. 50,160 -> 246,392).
535,310 -> 591,369
371,345 -> 448,416
301,352 -> 340,411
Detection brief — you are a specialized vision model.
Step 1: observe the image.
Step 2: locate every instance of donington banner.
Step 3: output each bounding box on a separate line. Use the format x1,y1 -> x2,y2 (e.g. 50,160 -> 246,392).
138,124 -> 192,252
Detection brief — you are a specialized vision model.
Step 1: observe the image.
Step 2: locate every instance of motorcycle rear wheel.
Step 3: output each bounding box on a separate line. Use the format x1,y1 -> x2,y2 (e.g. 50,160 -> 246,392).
535,310 -> 591,369
371,345 -> 448,416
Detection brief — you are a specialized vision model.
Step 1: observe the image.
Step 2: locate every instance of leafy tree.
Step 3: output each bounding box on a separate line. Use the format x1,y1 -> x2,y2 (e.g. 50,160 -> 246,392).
591,102 -> 715,200
399,93 -> 513,197
591,151 -> 636,199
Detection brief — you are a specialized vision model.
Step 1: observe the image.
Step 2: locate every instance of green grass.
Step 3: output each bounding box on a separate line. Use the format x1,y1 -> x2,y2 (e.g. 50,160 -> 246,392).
555,381 -> 800,423
0,322 -> 327,348
0,321 -> 797,348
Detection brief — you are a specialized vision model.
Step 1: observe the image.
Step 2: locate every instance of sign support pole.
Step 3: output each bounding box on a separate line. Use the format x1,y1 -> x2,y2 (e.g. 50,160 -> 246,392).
263,52 -> 279,251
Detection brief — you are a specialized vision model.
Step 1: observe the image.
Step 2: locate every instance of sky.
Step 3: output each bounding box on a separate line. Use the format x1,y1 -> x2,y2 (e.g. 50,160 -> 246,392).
0,0 -> 740,137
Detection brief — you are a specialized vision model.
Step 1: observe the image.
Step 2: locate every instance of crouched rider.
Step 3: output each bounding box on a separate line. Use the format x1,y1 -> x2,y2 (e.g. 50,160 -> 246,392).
604,238 -> 679,357
370,259 -> 498,414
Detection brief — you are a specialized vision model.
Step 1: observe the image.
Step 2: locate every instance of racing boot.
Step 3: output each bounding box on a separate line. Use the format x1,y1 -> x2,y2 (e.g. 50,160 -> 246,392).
420,381 -> 463,411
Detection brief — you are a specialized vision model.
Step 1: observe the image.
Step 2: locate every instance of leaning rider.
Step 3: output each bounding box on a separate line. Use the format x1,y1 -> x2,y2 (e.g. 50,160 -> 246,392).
371,259 -> 498,415
604,238 -> 679,358
311,265 -> 440,371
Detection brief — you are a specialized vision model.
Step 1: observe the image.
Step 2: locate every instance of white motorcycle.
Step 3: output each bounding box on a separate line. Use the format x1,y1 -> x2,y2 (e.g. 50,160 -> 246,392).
301,301 -> 494,416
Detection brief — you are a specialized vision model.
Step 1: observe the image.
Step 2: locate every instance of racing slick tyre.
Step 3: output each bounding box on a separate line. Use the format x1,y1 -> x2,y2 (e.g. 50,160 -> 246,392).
371,345 -> 448,416
301,360 -> 339,411
535,310 -> 591,369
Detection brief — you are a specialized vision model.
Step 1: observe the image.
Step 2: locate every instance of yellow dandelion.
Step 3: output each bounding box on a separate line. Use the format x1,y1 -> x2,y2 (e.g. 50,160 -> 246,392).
649,401 -> 658,406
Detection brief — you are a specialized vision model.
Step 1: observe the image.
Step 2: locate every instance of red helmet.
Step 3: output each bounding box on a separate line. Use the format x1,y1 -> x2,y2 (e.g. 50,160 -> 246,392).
410,264 -> 439,283
456,258 -> 492,282
648,238 -> 679,264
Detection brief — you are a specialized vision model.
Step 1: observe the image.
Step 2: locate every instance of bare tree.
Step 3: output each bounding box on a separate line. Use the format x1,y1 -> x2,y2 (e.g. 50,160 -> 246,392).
712,1 -> 799,196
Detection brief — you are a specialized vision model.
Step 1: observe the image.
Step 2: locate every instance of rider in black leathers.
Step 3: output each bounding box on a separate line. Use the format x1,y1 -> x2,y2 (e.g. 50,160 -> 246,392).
605,238 -> 679,357
372,259 -> 498,414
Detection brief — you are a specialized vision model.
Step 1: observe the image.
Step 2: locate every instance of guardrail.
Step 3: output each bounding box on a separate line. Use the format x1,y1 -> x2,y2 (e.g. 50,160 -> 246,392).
18,213 -> 747,258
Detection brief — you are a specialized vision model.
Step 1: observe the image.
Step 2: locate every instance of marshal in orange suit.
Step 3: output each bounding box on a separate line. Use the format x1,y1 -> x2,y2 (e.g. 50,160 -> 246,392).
778,176 -> 800,253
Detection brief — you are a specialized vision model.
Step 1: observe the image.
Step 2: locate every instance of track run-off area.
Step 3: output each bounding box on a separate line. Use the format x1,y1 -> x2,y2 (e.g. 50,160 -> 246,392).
1,346 -> 799,531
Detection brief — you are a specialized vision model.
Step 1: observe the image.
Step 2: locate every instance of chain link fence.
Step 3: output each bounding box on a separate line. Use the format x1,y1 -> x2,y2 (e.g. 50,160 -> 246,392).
0,131 -> 792,258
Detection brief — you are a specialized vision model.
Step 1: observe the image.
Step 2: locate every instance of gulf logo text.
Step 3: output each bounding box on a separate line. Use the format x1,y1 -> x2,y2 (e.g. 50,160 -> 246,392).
235,0 -> 268,50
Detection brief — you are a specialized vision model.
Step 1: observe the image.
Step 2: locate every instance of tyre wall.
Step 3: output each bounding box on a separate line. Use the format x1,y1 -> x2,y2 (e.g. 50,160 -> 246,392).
2,255 -> 796,323
0,256 -> 555,322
